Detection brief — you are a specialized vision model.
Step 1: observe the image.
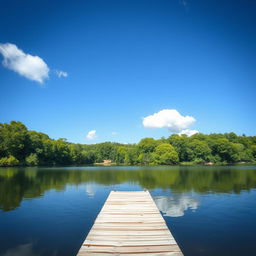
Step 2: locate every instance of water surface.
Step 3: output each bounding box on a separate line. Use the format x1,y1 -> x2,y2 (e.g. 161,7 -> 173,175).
0,166 -> 256,256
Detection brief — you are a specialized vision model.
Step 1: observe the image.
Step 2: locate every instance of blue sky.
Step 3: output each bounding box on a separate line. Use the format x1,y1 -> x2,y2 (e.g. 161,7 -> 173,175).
0,0 -> 255,143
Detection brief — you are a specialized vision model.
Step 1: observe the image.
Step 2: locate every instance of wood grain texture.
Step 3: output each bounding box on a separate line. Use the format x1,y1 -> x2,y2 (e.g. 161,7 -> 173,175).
76,191 -> 183,256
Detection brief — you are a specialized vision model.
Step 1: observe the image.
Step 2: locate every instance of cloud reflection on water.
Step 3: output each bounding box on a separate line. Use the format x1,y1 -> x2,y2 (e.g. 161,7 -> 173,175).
154,194 -> 200,217
1,243 -> 39,256
85,183 -> 95,197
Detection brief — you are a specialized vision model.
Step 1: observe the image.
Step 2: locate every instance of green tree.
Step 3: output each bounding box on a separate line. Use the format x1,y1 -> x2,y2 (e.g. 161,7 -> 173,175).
115,146 -> 127,164
51,139 -> 71,165
168,134 -> 189,161
0,156 -> 19,166
0,121 -> 30,162
138,138 -> 158,153
28,131 -> 50,164
94,142 -> 117,162
152,143 -> 179,165
25,153 -> 39,166
186,139 -> 212,162
81,150 -> 96,164
137,152 -> 154,165
211,138 -> 245,163
125,147 -> 139,165
251,145 -> 256,160
69,144 -> 83,164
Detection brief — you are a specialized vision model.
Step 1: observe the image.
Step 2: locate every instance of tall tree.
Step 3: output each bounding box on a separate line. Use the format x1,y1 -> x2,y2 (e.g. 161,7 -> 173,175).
152,143 -> 179,165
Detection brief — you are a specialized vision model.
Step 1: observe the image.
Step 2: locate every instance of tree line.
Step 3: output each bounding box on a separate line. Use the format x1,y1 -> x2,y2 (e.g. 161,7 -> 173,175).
0,121 -> 255,166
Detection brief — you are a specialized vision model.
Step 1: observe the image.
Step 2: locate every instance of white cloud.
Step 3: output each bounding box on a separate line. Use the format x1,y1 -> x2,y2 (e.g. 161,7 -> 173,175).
143,109 -> 197,134
178,129 -> 199,137
0,43 -> 49,84
86,130 -> 97,140
55,70 -> 68,78
154,194 -> 200,217
111,131 -> 117,136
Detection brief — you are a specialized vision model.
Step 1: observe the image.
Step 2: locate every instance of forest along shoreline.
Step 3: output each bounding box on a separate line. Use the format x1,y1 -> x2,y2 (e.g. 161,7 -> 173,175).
0,121 -> 256,167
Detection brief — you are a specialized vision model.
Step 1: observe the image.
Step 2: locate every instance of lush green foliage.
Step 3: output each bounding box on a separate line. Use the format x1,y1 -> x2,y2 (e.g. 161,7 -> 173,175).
0,156 -> 19,166
152,143 -> 179,164
0,121 -> 255,166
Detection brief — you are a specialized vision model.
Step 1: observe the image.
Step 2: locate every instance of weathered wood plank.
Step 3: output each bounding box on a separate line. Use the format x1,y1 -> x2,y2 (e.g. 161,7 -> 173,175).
86,235 -> 174,241
83,239 -> 178,246
76,191 -> 183,256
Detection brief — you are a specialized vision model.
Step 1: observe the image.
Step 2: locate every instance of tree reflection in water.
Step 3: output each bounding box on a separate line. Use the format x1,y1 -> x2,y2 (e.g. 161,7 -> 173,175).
0,166 -> 256,212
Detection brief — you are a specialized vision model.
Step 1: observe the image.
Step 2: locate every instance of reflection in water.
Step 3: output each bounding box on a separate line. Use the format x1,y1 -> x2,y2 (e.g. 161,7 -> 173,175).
154,194 -> 200,217
0,166 -> 256,211
85,183 -> 95,197
0,166 -> 256,256
0,244 -> 39,256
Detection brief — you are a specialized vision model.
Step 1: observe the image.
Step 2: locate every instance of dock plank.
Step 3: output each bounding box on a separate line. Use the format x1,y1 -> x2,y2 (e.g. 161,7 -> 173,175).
76,191 -> 183,256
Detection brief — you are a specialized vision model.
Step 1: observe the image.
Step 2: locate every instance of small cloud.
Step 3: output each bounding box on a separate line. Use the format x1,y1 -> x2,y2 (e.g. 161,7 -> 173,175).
143,109 -> 197,134
111,131 -> 117,136
0,43 -> 49,84
178,129 -> 199,137
86,130 -> 97,140
55,70 -> 68,78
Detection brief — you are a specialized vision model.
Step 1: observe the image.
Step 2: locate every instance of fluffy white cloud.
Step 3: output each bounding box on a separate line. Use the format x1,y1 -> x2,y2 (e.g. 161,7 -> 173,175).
178,129 -> 199,137
154,194 -> 200,217
0,43 -> 49,83
86,130 -> 97,140
55,70 -> 68,78
143,109 -> 196,133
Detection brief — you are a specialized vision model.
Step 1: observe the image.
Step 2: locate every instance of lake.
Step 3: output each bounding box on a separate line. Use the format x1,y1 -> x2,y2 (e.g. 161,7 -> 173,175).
0,166 -> 256,256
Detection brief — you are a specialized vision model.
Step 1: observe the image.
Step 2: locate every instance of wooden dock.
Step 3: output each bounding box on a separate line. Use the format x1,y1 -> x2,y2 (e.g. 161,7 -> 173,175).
77,191 -> 184,256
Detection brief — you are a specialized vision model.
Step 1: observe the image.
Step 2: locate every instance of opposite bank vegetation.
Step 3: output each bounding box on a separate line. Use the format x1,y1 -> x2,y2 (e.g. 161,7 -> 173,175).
0,121 -> 256,167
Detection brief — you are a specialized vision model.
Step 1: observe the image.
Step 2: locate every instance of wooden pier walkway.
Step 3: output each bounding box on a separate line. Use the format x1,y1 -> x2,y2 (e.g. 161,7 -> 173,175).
77,191 -> 183,256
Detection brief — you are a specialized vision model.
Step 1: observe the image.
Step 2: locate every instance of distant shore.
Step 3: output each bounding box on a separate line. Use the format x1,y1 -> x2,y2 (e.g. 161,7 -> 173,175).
1,121 -> 256,168
1,161 -> 256,168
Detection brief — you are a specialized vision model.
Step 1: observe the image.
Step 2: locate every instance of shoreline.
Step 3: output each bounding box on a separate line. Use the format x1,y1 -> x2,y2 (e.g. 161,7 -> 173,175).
1,162 -> 255,168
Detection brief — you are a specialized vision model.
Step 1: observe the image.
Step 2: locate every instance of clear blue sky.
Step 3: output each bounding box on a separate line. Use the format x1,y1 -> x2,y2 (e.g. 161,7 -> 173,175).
0,0 -> 255,143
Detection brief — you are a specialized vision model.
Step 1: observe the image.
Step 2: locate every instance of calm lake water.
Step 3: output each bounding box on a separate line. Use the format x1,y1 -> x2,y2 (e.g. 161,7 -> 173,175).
0,166 -> 256,256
